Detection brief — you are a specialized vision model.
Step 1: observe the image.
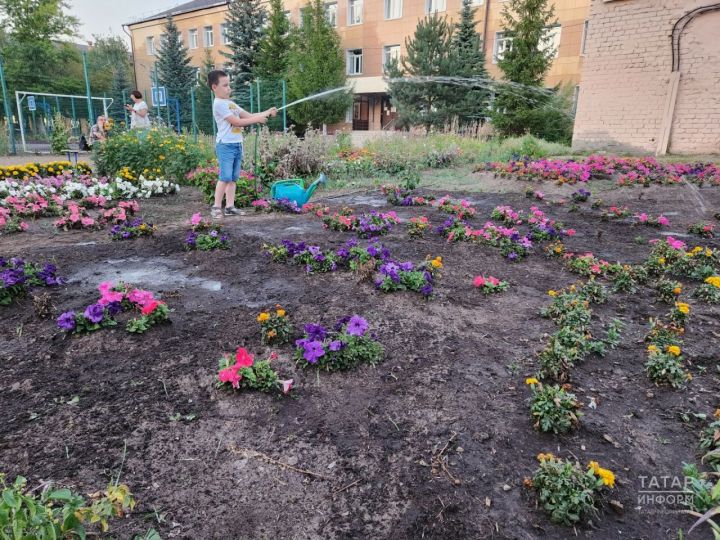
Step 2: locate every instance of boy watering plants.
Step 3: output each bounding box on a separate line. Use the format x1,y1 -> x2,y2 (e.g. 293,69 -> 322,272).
208,70 -> 277,218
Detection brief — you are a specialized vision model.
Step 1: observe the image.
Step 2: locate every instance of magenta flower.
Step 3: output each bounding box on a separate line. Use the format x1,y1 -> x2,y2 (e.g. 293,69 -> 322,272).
346,315 -> 368,336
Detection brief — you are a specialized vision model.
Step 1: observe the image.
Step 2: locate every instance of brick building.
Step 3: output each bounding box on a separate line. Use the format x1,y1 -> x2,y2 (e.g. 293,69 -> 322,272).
126,0 -> 589,131
573,0 -> 720,155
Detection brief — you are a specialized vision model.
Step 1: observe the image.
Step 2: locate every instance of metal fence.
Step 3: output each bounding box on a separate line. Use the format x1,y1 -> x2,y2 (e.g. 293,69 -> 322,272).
0,53 -> 288,155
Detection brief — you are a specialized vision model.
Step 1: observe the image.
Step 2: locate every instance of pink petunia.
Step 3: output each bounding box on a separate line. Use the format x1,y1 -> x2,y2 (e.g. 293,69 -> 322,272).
565,229 -> 576,236
81,217 -> 95,227
219,366 -> 242,389
281,379 -> 294,394
487,276 -> 500,286
235,347 -> 254,368
658,216 -> 670,226
190,213 -> 202,225
128,288 -> 155,307
638,213 -> 648,223
473,276 -> 485,287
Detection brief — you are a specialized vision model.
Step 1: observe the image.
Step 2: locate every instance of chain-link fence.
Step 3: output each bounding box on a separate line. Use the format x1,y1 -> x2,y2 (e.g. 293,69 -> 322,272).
0,58 -> 288,155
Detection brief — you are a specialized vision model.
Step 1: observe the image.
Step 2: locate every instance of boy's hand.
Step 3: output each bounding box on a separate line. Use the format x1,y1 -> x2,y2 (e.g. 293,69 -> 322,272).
257,115 -> 268,125
267,107 -> 278,118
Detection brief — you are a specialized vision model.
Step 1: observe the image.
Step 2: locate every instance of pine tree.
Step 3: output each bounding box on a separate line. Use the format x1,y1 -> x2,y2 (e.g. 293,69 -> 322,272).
194,48 -> 216,134
452,0 -> 490,127
286,0 -> 351,128
490,0 -> 571,141
223,0 -> 267,101
255,0 -> 290,81
108,67 -> 131,125
156,16 -> 196,129
386,14 -> 457,131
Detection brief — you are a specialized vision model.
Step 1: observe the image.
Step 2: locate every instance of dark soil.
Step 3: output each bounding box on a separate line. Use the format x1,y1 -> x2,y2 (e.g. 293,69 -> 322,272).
1,174 -> 719,539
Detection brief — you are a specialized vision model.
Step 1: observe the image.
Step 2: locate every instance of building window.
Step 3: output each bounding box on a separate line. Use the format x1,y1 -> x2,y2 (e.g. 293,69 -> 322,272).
541,25 -> 561,58
325,2 -> 337,26
580,20 -> 588,56
470,0 -> 483,4
492,32 -> 512,63
385,0 -> 402,19
347,49 -> 363,75
159,33 -> 167,50
425,0 -> 446,14
348,0 -> 363,25
382,45 -> 400,70
204,26 -> 214,47
221,23 -> 230,45
146,36 -> 155,55
189,29 -> 198,49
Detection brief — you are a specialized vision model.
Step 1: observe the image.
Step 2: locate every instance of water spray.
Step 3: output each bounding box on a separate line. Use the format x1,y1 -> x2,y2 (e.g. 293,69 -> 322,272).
276,86 -> 352,112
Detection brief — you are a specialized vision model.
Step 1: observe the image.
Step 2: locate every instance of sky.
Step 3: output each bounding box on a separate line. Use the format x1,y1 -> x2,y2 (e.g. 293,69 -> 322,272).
67,0 -> 183,43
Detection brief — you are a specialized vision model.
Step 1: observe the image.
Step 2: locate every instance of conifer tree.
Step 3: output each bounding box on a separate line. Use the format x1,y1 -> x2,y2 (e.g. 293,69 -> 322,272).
255,0 -> 290,81
156,16 -> 195,129
386,14 -> 457,131
491,0 -> 571,141
452,0 -> 490,127
223,0 -> 267,102
286,0 -> 351,128
195,48 -> 216,134
108,67 -> 131,125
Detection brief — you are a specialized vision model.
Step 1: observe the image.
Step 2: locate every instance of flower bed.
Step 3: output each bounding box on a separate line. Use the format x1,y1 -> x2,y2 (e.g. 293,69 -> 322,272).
184,214 -> 230,251
1,257 -> 64,306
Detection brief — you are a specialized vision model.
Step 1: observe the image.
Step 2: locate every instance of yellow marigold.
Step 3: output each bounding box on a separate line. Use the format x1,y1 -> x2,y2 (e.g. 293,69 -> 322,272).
666,345 -> 681,356
686,372 -> 693,381
159,155 -> 165,160
658,257 -> 666,265
705,248 -> 713,257
598,468 -> 615,488
588,461 -> 600,473
276,309 -> 286,318
257,312 -> 270,322
676,302 -> 690,314
537,453 -> 555,462
714,408 -> 720,419
525,377 -> 539,385
692,246 -> 703,254
267,329 -> 277,338
431,259 -> 443,269
548,290 -> 558,297
672,286 -> 681,295
705,276 -> 720,289
554,246 -> 563,254
647,344 -> 659,354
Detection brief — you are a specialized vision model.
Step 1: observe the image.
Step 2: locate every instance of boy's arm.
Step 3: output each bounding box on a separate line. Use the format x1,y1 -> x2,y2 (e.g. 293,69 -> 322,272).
225,107 -> 277,128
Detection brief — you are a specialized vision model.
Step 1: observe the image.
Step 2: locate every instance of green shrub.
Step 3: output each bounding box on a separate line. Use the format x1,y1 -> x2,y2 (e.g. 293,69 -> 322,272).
94,127 -> 213,182
185,165 -> 261,205
527,380 -> 581,434
50,112 -> 70,154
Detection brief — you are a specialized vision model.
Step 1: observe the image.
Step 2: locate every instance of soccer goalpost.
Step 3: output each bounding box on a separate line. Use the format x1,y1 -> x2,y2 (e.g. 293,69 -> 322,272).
15,91 -> 113,154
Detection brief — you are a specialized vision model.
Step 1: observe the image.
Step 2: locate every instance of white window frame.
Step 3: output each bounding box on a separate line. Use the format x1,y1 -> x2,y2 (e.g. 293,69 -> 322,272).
188,28 -> 198,49
348,0 -> 363,25
382,45 -> 400,70
384,0 -> 402,20
493,32 -> 512,63
580,20 -> 588,56
470,0 -> 484,4
425,0 -> 446,14
221,23 -> 230,45
159,33 -> 167,51
204,25 -> 214,47
325,2 -> 337,27
541,25 -> 561,59
347,48 -> 363,75
146,36 -> 155,55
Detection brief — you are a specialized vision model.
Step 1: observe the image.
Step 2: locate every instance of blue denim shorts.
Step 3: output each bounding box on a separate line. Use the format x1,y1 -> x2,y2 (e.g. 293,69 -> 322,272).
216,142 -> 243,182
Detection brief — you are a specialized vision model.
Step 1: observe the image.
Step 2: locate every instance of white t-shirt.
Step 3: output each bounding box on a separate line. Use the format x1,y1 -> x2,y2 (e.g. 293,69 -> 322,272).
131,101 -> 151,129
213,98 -> 244,144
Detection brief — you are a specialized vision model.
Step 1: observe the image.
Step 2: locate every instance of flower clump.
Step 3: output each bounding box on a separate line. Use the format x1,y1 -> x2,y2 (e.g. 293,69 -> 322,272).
294,315 -> 384,371
216,347 -> 292,394
1,257 -> 64,306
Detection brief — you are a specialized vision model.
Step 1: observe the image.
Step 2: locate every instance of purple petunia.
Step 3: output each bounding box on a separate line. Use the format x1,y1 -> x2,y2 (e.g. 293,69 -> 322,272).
106,301 -> 123,316
57,311 -> 76,331
420,283 -> 434,297
328,340 -> 343,351
346,315 -> 368,337
83,303 -> 105,324
333,315 -> 352,331
304,323 -> 327,341
303,340 -> 325,363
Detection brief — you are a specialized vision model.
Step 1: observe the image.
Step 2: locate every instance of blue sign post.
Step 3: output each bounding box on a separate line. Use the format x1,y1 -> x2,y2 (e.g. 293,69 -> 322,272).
151,86 -> 167,108
27,96 -> 36,111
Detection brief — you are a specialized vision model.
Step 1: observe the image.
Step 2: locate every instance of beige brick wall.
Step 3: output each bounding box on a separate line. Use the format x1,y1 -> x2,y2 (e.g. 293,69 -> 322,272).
572,0 -> 720,155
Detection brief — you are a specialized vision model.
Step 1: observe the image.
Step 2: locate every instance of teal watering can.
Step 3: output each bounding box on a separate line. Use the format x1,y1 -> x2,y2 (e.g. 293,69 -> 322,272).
270,174 -> 327,206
